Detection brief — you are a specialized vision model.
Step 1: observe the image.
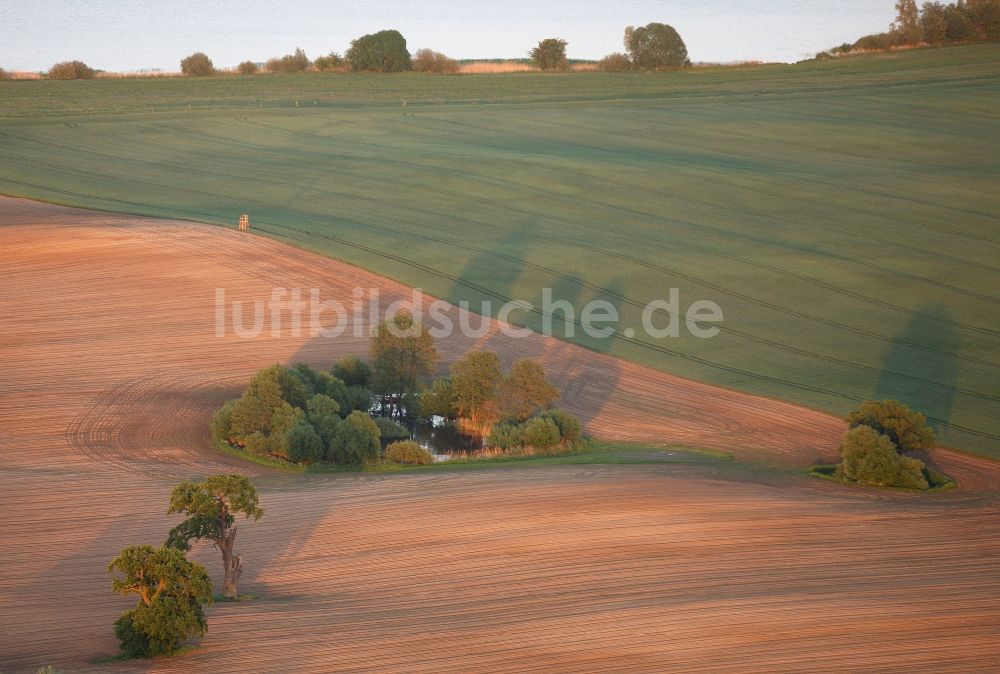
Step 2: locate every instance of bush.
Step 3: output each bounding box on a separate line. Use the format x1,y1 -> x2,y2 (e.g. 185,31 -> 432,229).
328,410 -> 381,464
267,402 -> 303,459
598,53 -> 632,72
539,408 -> 582,444
266,48 -> 310,73
313,52 -> 347,72
237,60 -> 259,75
412,48 -> 460,74
374,416 -> 410,441
0,68 -> 8,81
306,393 -> 340,421
210,399 -> 236,445
530,38 -> 569,71
48,60 -> 95,80
346,30 -> 412,72
853,32 -> 899,50
332,356 -> 371,388
519,417 -> 561,449
835,426 -> 929,489
488,422 -> 522,450
312,413 -> 341,451
385,440 -> 434,465
848,399 -> 935,453
180,52 -> 215,76
286,420 -> 324,464
624,23 -> 688,70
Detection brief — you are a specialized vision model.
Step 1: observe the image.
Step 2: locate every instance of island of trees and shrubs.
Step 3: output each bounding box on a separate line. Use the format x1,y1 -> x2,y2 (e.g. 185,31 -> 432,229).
817,0 -> 999,57
210,313 -> 583,469
813,399 -> 952,490
107,474 -> 263,658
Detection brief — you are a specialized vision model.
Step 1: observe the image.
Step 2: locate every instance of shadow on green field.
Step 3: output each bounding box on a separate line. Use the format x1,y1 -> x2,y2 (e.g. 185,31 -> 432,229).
874,304 -> 959,432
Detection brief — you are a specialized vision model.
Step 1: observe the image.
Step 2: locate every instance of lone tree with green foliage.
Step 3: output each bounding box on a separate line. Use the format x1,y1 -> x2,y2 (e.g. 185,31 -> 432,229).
530,38 -> 569,71
624,23 -> 688,70
848,399 -> 935,454
180,52 -> 215,76
107,545 -> 213,657
370,312 -> 438,417
165,474 -> 263,599
346,30 -> 412,72
894,0 -> 925,43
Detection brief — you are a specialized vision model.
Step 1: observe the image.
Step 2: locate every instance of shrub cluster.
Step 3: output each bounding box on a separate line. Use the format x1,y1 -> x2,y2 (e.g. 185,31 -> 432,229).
237,60 -> 259,75
834,400 -> 936,490
488,409 -> 582,452
385,440 -> 434,465
412,48 -> 460,74
48,60 -> 95,80
212,359 -> 382,466
825,0 -> 998,56
313,52 -> 348,72
266,48 -> 310,73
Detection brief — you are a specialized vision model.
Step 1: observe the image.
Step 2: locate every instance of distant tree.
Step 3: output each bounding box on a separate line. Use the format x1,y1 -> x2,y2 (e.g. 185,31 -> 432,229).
835,425 -> 929,489
530,38 -> 569,71
313,52 -> 347,72
894,0 -> 925,43
624,23 -> 688,70
412,48 -> 461,73
0,68 -> 9,81
967,0 -> 1000,38
847,399 -> 936,454
237,60 -> 259,75
346,30 -> 412,72
499,359 -> 559,421
332,355 -> 372,388
945,2 -> 977,40
450,350 -> 503,428
266,48 -> 310,73
48,60 -> 95,80
328,410 -> 381,464
267,402 -> 303,458
180,52 -> 215,76
286,420 -> 324,464
165,474 -> 263,599
370,313 -> 438,417
107,545 -> 212,657
598,53 -> 632,72
385,440 -> 434,465
921,2 -> 951,41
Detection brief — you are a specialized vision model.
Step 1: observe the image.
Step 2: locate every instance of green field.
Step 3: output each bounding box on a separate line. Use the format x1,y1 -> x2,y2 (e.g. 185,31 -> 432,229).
2,45 -> 999,456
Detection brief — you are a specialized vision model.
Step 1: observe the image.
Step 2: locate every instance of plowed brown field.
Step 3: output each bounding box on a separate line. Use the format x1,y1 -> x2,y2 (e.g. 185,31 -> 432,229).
2,197 -> 998,672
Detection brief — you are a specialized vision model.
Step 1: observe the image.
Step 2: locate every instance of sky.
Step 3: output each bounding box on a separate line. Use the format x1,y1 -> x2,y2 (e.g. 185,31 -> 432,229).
0,0 -> 897,72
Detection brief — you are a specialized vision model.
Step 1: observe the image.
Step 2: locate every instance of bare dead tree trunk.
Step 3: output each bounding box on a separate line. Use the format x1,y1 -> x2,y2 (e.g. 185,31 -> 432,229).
217,526 -> 241,599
